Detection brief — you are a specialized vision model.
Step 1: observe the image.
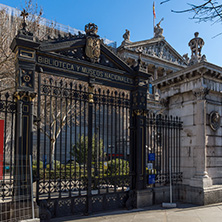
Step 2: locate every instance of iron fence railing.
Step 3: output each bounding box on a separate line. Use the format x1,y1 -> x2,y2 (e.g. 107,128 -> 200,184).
145,113 -> 183,186
0,93 -> 35,221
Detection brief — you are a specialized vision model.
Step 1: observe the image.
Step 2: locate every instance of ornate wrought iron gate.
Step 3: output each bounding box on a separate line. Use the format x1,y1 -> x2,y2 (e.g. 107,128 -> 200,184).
8,16 -> 183,221
35,75 -> 131,218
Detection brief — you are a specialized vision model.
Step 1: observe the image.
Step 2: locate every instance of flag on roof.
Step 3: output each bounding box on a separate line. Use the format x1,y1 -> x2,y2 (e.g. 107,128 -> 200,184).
153,2 -> 156,19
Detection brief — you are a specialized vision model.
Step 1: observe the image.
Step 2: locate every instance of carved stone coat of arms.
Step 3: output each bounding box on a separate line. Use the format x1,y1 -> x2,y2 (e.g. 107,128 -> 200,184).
85,36 -> 100,63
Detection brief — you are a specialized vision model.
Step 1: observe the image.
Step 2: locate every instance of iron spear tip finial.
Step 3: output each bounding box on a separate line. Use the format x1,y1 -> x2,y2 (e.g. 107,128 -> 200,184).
20,9 -> 29,21
20,9 -> 29,30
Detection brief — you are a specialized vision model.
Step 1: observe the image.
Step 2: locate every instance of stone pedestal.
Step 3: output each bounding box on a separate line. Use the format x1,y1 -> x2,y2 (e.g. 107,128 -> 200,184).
136,189 -> 153,208
190,175 -> 212,188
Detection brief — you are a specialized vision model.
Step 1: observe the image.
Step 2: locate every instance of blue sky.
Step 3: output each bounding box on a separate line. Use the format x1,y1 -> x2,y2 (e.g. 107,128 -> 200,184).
1,0 -> 222,66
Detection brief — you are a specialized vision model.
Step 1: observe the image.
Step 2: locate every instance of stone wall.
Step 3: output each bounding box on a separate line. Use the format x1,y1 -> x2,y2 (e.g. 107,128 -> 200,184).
168,91 -> 197,186
152,62 -> 222,205
166,88 -> 222,187
206,91 -> 222,185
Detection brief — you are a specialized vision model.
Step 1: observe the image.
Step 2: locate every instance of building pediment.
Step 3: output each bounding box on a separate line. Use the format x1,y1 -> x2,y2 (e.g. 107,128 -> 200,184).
120,38 -> 187,66
39,33 -> 134,73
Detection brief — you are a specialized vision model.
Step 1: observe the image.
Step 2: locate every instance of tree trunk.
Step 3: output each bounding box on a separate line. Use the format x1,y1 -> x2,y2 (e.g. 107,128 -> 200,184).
50,140 -> 55,170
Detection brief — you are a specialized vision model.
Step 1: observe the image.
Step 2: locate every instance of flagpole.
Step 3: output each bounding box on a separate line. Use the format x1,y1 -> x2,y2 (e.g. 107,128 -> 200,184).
153,1 -> 156,37
153,12 -> 155,37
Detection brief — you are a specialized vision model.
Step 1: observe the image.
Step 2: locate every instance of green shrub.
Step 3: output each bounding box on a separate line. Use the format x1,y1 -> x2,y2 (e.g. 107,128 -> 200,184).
70,134 -> 104,165
107,159 -> 129,176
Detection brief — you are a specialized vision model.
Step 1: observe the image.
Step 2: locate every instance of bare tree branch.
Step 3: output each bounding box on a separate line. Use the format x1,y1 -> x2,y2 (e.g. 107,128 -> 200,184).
162,0 -> 222,24
0,0 -> 56,94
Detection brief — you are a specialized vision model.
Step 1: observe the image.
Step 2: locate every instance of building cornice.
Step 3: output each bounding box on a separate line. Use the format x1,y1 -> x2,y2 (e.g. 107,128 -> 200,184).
153,61 -> 222,89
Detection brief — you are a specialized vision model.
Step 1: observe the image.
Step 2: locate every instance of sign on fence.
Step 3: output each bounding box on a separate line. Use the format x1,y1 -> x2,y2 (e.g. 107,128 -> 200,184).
147,163 -> 153,170
0,120 -> 4,180
148,153 -> 155,161
148,174 -> 155,184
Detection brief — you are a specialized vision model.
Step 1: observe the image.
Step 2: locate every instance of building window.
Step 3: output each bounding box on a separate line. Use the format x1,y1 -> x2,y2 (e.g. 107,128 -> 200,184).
149,83 -> 153,94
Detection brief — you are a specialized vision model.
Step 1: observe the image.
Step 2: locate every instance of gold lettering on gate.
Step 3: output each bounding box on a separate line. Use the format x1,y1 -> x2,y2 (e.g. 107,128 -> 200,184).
37,55 -> 133,85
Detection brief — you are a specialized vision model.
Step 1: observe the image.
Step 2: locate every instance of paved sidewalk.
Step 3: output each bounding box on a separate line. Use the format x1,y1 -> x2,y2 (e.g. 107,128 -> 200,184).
51,203 -> 222,222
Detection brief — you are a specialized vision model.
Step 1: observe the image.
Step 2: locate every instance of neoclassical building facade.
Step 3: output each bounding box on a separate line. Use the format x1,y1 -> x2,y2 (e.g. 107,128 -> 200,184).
1,2 -> 222,207
117,23 -> 222,204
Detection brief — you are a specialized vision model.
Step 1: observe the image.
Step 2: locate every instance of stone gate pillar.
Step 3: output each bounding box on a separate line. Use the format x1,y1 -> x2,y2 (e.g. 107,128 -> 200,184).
130,54 -> 148,191
130,59 -> 153,208
131,83 -> 147,190
10,10 -> 39,200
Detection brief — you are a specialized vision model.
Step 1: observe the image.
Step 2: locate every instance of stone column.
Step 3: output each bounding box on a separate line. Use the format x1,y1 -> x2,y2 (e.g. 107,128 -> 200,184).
154,66 -> 158,80
163,68 -> 167,76
189,87 -> 212,188
153,66 -> 159,96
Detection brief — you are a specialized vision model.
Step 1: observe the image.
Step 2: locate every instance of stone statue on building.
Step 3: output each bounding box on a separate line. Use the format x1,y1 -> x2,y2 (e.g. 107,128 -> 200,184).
154,18 -> 164,38
120,29 -> 131,46
188,32 -> 206,65
189,32 -> 204,57
123,29 -> 130,41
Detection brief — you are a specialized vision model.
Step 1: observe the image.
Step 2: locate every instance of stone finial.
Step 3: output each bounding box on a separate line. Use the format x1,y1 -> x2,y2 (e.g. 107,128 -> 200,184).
154,18 -> 164,38
188,32 -> 206,65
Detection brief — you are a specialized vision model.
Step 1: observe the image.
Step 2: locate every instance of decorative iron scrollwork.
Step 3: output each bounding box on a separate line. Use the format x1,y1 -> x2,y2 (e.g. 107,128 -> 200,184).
14,91 -> 36,102
134,109 -> 143,116
88,85 -> 94,103
28,92 -> 37,102
19,69 -> 34,90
